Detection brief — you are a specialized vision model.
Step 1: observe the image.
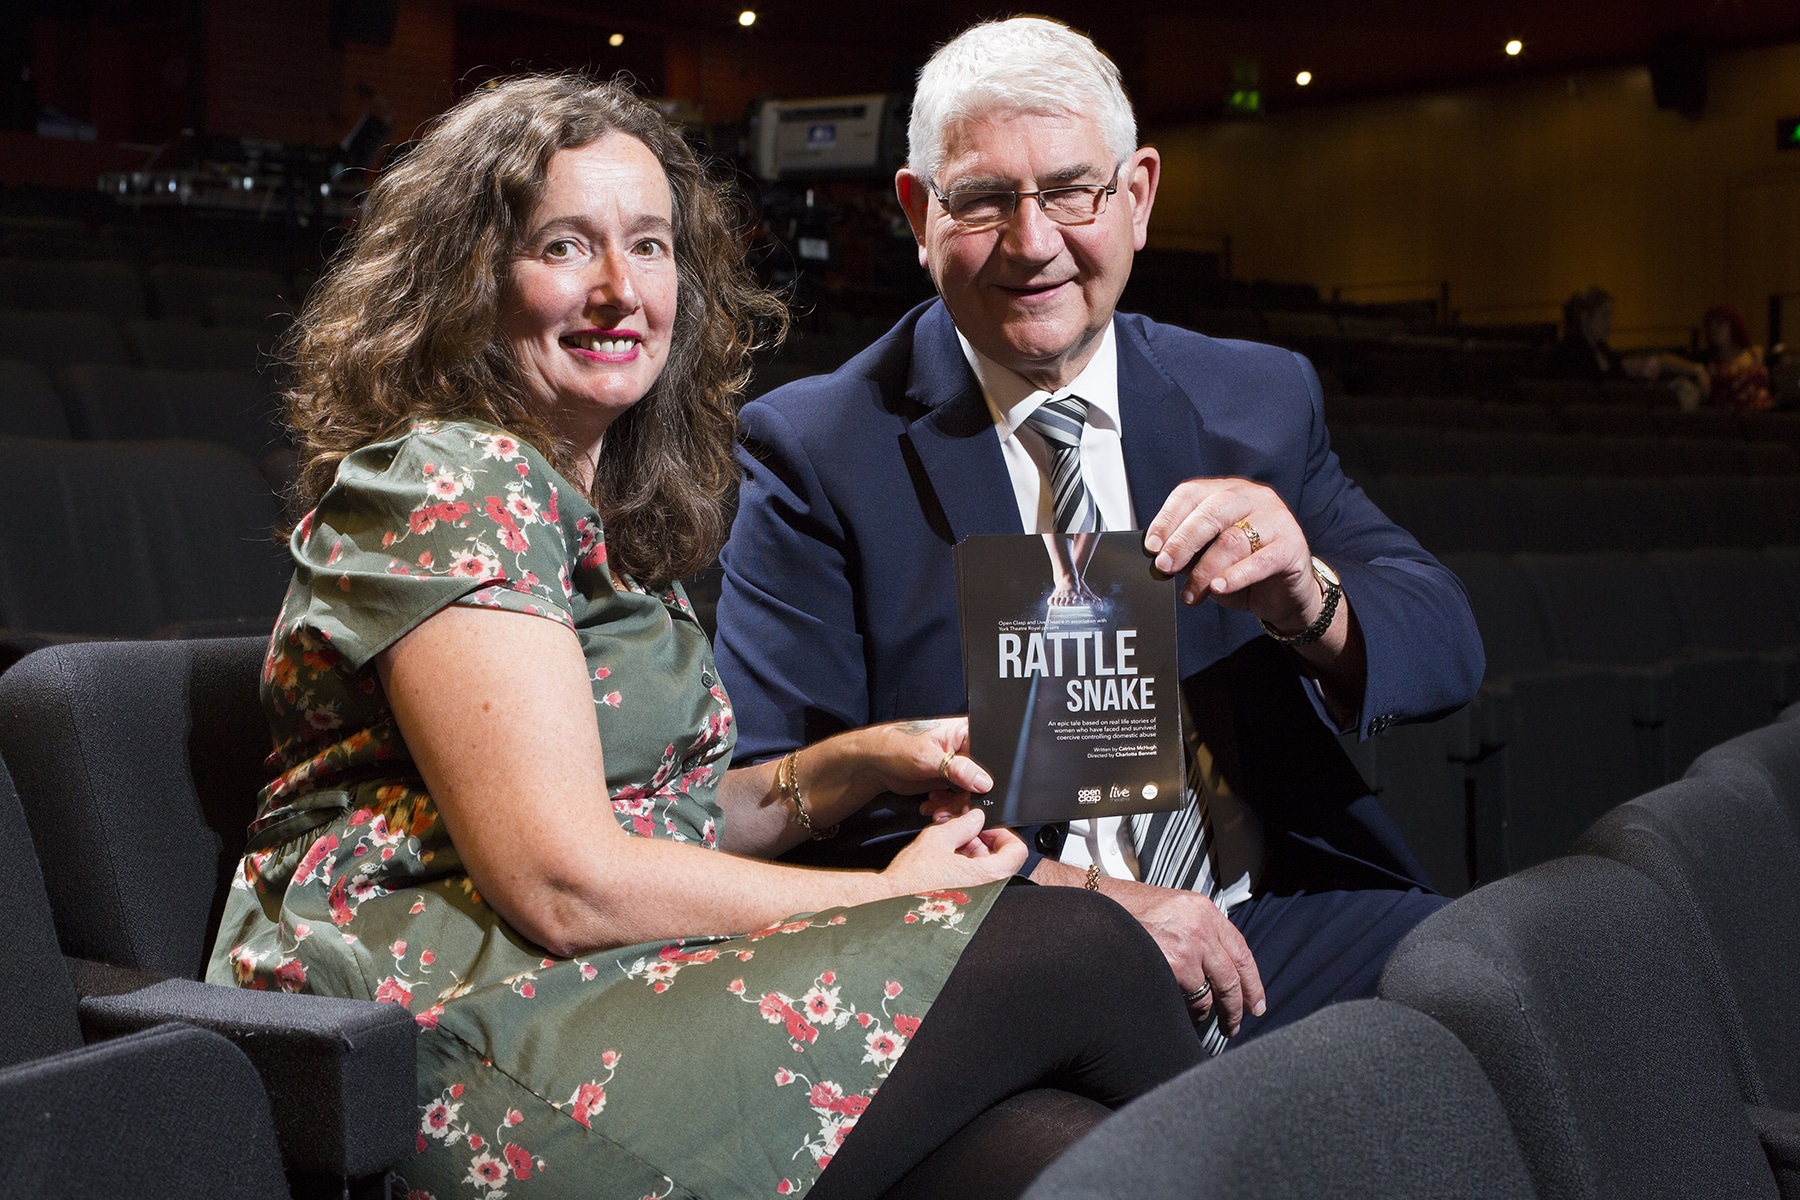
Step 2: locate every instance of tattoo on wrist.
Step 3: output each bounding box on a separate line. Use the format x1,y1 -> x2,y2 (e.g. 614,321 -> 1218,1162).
894,720 -> 941,735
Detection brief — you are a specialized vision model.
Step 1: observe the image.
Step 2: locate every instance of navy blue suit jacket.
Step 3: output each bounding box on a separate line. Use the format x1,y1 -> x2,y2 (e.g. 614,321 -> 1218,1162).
714,300 -> 1484,893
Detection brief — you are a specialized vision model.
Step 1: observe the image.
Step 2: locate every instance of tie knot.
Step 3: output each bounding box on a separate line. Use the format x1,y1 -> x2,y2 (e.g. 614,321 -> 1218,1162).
1025,394 -> 1090,448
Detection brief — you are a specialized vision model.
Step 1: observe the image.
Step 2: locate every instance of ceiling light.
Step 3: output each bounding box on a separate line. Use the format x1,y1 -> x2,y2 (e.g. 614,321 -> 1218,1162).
738,10 -> 757,26
609,32 -> 623,47
1295,70 -> 1312,86
1505,39 -> 1523,57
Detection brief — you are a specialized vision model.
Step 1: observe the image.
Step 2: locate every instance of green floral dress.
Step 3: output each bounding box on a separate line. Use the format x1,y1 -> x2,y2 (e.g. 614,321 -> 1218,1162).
207,419 -> 1003,1200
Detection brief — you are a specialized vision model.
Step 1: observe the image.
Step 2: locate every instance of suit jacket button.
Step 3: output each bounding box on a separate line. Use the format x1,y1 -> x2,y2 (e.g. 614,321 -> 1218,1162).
1035,824 -> 1066,854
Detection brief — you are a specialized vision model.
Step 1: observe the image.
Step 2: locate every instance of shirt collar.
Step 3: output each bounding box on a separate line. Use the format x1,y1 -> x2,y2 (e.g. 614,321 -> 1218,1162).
955,320 -> 1121,438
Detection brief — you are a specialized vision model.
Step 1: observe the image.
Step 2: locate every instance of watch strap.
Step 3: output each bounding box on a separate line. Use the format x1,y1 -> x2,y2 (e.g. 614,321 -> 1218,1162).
1260,557 -> 1342,646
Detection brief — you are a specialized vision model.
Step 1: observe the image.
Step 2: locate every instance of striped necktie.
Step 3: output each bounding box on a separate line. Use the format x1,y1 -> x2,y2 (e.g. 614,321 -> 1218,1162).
1026,391 -> 1227,1053
1024,395 -> 1102,534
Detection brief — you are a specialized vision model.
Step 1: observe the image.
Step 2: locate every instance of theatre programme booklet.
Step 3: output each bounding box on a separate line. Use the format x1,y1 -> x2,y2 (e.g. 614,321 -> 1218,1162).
954,531 -> 1187,827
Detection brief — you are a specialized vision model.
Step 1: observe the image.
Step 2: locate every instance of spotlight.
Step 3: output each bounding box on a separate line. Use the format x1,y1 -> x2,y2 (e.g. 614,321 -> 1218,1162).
738,9 -> 756,26
1505,39 -> 1523,57
609,32 -> 623,47
1295,70 -> 1312,86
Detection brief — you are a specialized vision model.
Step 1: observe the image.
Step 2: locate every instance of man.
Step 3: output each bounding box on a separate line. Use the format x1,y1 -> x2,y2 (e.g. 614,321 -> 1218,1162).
714,16 -> 1484,1050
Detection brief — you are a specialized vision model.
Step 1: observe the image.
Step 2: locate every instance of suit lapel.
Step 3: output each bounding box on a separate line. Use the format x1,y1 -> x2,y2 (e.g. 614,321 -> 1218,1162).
905,304 -> 1024,540
1116,319 -> 1208,529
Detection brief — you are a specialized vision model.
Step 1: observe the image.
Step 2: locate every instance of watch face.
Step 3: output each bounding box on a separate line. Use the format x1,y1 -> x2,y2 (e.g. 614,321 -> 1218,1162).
1311,556 -> 1341,588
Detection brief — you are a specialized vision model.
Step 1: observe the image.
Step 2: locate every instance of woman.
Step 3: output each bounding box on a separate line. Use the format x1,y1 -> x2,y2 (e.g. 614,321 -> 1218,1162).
1697,303 -> 1773,414
209,76 -> 1202,1200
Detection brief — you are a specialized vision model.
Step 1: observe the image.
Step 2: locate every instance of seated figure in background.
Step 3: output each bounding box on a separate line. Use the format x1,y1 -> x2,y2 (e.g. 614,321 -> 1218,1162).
208,73 -> 1206,1200
1682,303 -> 1774,413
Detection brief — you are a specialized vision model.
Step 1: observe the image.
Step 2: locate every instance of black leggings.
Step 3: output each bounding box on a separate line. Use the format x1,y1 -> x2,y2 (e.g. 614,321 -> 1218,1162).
811,882 -> 1206,1200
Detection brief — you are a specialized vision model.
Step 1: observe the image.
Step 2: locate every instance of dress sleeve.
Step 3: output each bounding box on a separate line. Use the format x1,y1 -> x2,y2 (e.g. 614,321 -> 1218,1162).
286,421 -> 580,672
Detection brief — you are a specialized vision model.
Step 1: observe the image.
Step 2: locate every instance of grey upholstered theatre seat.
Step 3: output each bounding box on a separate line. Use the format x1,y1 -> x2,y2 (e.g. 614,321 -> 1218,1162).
1021,1000 -> 1535,1200
147,263 -> 289,325
0,638 -> 420,1187
1380,855 -> 1782,1200
0,754 -> 292,1200
1521,551 -> 1778,777
1575,767 -> 1800,1117
0,437 -> 289,654
1582,477 -> 1702,551
122,318 -> 271,373
1444,552 -> 1650,875
0,257 -> 146,322
1653,550 -> 1800,706
1515,377 -> 1603,408
1360,475 -> 1523,556
1560,402 -> 1660,438
1493,476 -> 1619,552
0,309 -> 132,373
0,356 -> 70,438
55,364 -> 284,463
0,638 -> 273,976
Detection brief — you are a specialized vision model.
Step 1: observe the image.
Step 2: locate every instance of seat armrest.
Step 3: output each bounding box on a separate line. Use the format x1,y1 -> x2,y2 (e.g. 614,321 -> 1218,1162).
69,958 -> 417,1180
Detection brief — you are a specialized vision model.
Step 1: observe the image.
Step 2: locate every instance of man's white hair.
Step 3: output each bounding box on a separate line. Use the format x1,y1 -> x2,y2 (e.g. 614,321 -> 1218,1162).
907,17 -> 1138,185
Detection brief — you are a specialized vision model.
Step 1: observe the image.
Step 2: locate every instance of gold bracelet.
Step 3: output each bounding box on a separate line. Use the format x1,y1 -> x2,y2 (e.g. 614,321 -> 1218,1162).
778,750 -> 838,841
1084,863 -> 1101,891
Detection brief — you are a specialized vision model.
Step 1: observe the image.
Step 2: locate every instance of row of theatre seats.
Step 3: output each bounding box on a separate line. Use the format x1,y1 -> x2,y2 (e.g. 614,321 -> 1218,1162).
0,256 -> 293,328
0,357 -> 284,468
3,635 -> 1793,1197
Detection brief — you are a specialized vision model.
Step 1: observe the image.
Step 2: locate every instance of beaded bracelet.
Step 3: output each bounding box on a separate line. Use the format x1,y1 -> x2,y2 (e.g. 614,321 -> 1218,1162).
778,750 -> 839,841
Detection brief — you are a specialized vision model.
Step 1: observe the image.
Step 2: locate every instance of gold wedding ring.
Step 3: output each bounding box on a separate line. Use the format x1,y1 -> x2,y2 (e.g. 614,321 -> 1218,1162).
1183,980 -> 1213,1003
1234,518 -> 1262,553
938,750 -> 956,780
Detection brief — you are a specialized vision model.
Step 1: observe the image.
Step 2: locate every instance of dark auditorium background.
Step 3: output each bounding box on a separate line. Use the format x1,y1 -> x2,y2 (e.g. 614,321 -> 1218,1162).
4,3 -> 1800,1197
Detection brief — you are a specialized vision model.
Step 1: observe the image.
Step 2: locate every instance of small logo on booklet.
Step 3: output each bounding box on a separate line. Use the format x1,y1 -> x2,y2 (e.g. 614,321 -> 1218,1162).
1076,788 -> 1102,804
1141,783 -> 1159,800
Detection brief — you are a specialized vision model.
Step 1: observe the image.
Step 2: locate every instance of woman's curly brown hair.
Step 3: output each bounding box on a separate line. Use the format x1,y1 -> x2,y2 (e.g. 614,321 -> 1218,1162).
283,74 -> 786,585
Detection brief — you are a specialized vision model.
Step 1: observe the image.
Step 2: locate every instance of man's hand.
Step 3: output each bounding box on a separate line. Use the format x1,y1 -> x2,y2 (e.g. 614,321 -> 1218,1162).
1143,477 -> 1320,634
1031,858 -> 1266,1036
1142,476 -> 1366,720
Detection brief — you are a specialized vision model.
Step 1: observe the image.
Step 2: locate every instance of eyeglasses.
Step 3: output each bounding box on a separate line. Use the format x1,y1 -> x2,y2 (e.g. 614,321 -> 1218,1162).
929,173 -> 1120,232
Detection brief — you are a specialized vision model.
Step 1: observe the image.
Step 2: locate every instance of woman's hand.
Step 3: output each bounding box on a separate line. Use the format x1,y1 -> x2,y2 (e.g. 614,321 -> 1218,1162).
882,808 -> 1026,892
851,716 -> 994,808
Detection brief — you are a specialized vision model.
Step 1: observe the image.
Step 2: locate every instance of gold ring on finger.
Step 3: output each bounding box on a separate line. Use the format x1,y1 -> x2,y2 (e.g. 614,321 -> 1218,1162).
939,751 -> 956,780
1234,518 -> 1262,554
1182,980 -> 1213,1003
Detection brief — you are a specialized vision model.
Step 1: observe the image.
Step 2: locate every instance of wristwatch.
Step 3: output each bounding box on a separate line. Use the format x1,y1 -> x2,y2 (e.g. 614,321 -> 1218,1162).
1259,557 -> 1342,646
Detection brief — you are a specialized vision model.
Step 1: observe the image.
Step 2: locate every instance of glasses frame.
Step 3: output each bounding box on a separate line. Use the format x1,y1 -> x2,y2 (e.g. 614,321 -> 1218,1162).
928,169 -> 1123,232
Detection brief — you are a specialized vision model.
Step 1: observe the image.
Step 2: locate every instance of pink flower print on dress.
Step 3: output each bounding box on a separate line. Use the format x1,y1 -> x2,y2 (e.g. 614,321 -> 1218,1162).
560,1079 -> 609,1128
408,501 -> 469,536
272,957 -> 307,993
374,976 -> 414,1009
904,890 -> 971,928
464,1150 -> 507,1191
448,546 -> 503,580
862,1025 -> 904,1066
293,833 -> 339,886
478,433 -> 521,461
502,485 -> 540,525
502,1142 -> 536,1181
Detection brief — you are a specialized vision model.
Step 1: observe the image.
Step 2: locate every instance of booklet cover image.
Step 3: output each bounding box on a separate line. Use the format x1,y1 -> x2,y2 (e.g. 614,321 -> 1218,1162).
955,531 -> 1187,827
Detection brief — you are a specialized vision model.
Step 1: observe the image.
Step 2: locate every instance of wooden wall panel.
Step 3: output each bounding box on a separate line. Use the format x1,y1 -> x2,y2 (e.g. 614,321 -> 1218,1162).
1148,41 -> 1800,347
